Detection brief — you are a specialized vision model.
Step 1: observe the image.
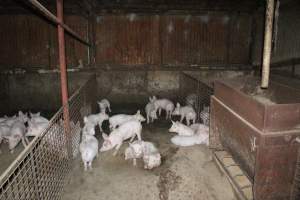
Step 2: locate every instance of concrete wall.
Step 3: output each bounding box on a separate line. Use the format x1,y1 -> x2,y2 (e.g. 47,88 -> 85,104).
0,72 -> 93,115
96,70 -> 180,105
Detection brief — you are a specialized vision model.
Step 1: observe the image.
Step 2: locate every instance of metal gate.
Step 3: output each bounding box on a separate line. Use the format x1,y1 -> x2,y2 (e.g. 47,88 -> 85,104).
0,74 -> 96,200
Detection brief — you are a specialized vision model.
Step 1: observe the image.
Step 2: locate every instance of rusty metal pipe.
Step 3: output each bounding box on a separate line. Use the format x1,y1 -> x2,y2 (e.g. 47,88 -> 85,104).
261,0 -> 275,88
28,0 -> 90,46
57,0 -> 71,154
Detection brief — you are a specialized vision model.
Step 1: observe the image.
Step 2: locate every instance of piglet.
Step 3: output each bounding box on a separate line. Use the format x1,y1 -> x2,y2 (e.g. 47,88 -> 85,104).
186,93 -> 197,107
84,111 -> 109,132
79,134 -> 99,171
172,103 -> 196,126
143,153 -> 161,170
169,121 -> 194,136
100,120 -> 142,156
109,110 -> 145,130
125,141 -> 144,166
97,99 -> 111,113
200,106 -> 210,126
152,96 -> 174,120
25,121 -> 49,138
145,97 -> 158,124
8,120 -> 28,153
29,112 -> 49,124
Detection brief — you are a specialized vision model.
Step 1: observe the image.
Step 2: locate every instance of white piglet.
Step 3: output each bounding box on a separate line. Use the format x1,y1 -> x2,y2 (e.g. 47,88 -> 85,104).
100,120 -> 142,156
79,134 -> 99,171
143,153 -> 161,170
145,97 -> 158,124
109,110 -> 145,130
97,99 -> 111,113
29,112 -> 49,124
25,121 -> 49,138
84,112 -> 109,132
125,140 -> 161,169
152,96 -> 174,120
169,121 -> 195,136
172,103 -> 196,126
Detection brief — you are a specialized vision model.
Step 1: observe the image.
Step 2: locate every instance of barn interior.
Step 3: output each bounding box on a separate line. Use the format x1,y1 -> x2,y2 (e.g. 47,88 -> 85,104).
0,0 -> 300,200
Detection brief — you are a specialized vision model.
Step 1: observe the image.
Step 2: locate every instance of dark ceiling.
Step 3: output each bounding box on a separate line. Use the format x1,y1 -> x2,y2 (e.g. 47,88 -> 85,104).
0,0 -> 297,15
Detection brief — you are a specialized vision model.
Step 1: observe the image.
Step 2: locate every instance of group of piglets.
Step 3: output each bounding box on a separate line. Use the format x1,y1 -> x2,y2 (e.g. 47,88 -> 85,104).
0,111 -> 50,153
79,99 -> 161,171
79,93 -> 210,171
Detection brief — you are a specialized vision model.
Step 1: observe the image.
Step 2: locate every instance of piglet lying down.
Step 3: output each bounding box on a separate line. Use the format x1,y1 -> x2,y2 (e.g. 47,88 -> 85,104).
100,120 -> 142,156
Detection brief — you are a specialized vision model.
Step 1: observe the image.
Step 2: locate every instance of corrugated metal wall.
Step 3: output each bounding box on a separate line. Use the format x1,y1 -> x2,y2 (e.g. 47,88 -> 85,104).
95,13 -> 252,67
0,12 -> 252,70
252,2 -> 300,66
0,15 -> 88,69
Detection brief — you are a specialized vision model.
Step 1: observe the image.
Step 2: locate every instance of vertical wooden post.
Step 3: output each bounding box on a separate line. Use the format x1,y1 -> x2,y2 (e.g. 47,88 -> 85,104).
261,0 -> 275,88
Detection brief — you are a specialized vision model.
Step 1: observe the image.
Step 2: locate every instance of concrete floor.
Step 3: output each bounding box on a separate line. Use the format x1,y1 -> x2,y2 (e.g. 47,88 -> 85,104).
62,119 -> 237,200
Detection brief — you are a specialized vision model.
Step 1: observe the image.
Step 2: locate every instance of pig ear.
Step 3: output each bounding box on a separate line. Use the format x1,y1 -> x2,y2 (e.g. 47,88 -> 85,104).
171,120 -> 175,125
176,103 -> 180,107
102,133 -> 108,139
18,111 -> 23,116
137,110 -> 140,114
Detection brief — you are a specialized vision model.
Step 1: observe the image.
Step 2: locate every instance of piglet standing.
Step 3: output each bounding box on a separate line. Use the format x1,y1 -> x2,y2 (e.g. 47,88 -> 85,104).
84,111 -> 109,132
79,134 -> 99,171
172,103 -> 196,126
152,96 -> 174,120
169,121 -> 194,136
97,99 -> 111,113
100,120 -> 142,156
145,97 -> 158,124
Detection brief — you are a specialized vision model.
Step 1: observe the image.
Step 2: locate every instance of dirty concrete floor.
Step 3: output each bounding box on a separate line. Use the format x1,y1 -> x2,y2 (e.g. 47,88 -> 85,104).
62,119 -> 236,200
0,143 -> 24,175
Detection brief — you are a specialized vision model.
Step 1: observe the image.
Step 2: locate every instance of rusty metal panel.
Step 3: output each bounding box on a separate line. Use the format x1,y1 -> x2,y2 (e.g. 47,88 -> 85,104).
161,14 -> 229,65
0,15 -> 49,68
95,15 -> 160,66
211,96 -> 258,179
214,80 -> 266,130
214,77 -> 300,132
254,144 -> 299,200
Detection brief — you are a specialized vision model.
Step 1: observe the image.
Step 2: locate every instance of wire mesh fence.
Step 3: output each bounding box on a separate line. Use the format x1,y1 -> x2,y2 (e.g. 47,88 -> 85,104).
0,74 -> 96,200
179,72 -> 213,126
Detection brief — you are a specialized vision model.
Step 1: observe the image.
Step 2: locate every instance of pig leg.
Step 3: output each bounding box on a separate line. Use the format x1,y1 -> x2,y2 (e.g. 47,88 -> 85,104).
113,143 -> 122,156
21,137 -> 27,148
24,137 -> 29,145
84,161 -> 88,171
88,161 -> 93,170
180,115 -> 184,123
130,135 -> 136,142
147,115 -> 150,124
133,158 -> 137,166
136,131 -> 142,141
158,108 -> 162,116
98,123 -> 103,132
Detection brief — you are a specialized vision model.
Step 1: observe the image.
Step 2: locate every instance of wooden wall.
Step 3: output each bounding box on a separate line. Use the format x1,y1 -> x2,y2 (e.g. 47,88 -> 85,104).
0,12 -> 253,70
0,15 -> 88,69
